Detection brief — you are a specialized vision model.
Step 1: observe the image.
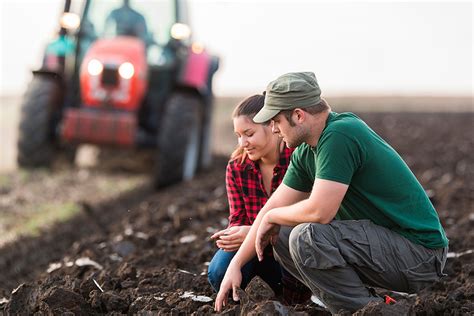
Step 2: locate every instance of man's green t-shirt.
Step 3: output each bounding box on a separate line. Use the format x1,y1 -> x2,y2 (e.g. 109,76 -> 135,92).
283,112 -> 448,249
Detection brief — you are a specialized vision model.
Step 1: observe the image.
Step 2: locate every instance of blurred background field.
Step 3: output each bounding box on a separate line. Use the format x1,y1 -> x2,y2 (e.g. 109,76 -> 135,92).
211,95 -> 473,157
2,95 -> 473,172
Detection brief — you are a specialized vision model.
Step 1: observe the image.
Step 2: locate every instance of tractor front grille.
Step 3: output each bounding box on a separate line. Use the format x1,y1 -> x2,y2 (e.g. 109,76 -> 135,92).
61,108 -> 136,146
101,67 -> 119,86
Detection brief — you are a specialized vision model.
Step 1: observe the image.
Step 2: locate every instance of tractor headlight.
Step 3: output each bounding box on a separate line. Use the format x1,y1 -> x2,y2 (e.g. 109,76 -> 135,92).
171,23 -> 191,40
87,59 -> 103,76
60,12 -> 81,31
118,62 -> 134,79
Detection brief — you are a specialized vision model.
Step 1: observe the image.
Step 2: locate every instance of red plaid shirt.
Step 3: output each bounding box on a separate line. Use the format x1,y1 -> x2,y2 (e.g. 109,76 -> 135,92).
226,147 -> 294,227
225,146 -> 311,304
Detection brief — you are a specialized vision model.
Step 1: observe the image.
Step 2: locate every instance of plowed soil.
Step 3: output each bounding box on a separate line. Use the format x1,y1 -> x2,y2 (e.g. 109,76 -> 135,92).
1,111 -> 473,315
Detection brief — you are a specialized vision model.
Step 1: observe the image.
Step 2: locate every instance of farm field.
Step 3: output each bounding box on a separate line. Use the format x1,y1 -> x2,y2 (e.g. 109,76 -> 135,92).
0,96 -> 473,314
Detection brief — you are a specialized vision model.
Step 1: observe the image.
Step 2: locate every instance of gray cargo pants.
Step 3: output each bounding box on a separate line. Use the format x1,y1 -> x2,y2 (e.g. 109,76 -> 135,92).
273,220 -> 447,314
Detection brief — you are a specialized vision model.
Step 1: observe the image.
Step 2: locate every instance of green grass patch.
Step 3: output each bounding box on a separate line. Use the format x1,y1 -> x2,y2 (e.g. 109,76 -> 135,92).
0,174 -> 12,189
14,202 -> 81,237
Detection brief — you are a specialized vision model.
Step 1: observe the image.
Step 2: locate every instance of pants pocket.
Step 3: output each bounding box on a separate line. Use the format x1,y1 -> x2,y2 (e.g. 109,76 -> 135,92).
402,255 -> 440,293
337,220 -> 386,273
299,226 -> 346,270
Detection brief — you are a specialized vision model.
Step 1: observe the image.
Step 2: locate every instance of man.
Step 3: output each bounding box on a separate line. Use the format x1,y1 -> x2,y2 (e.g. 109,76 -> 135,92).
215,72 -> 448,313
104,0 -> 148,41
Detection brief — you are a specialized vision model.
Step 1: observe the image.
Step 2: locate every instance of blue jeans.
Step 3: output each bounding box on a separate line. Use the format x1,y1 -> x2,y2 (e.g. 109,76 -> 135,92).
208,248 -> 283,294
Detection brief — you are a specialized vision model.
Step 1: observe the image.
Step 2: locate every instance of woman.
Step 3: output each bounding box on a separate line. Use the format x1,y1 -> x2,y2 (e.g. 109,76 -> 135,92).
208,93 -> 310,304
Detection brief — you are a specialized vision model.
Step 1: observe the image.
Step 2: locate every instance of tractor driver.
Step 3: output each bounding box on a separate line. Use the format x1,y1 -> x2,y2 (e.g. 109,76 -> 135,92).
104,0 -> 149,42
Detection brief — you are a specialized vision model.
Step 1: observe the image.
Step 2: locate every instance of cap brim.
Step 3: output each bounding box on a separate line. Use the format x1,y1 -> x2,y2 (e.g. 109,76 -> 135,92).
253,108 -> 281,123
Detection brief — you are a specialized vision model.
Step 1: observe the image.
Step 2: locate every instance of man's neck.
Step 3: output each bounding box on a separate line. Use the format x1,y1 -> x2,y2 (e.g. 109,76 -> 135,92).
306,110 -> 331,147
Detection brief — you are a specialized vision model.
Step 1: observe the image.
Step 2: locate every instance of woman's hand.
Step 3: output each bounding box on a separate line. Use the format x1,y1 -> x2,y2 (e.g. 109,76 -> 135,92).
214,263 -> 242,312
210,225 -> 251,252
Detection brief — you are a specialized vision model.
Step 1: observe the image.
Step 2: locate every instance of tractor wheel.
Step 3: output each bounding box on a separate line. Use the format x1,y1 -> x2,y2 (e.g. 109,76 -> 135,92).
154,92 -> 203,188
17,76 -> 62,168
198,102 -> 213,170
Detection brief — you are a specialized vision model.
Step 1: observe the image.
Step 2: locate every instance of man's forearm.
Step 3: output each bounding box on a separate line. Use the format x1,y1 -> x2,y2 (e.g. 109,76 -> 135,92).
266,199 -> 331,226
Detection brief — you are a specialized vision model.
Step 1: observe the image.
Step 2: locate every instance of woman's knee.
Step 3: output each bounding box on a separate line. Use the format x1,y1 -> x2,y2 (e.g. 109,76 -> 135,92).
208,259 -> 226,281
207,250 -> 235,292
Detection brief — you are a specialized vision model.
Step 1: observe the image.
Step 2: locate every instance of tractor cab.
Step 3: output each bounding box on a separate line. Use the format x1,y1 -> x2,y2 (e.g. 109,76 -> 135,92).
76,0 -> 182,59
17,0 -> 219,188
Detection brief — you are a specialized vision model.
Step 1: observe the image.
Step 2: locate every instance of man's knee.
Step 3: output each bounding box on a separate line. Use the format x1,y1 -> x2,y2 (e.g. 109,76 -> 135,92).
288,223 -> 339,266
288,223 -> 311,260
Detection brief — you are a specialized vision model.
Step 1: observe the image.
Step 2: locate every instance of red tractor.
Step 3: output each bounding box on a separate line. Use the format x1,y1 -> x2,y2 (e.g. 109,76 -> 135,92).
17,0 -> 219,188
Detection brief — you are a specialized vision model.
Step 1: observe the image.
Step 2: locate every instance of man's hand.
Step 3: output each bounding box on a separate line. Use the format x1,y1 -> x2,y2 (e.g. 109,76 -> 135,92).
210,226 -> 251,252
255,213 -> 280,261
214,264 -> 242,312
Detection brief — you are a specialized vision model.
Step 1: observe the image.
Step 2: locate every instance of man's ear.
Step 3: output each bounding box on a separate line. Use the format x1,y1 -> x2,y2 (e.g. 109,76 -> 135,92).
293,108 -> 306,123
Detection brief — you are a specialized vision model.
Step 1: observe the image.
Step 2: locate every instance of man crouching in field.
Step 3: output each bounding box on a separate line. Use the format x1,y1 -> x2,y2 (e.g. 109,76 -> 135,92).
215,72 -> 448,314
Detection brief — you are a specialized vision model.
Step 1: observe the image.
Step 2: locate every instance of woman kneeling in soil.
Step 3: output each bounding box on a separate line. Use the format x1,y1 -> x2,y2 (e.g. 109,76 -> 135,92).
208,93 -> 310,304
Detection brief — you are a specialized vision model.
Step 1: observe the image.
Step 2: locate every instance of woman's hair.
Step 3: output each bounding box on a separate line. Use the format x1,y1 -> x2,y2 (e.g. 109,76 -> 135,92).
230,93 -> 268,163
232,93 -> 266,121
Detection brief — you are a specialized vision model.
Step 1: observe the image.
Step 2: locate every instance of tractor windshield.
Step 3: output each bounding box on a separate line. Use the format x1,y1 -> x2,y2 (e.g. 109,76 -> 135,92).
83,0 -> 176,46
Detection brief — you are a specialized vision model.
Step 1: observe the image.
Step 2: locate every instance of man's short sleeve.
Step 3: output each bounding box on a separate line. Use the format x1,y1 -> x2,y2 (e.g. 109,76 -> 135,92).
282,146 -> 313,192
316,131 -> 361,185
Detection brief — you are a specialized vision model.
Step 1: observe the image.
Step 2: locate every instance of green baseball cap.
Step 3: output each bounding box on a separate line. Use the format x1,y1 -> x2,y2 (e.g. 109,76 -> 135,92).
253,72 -> 321,123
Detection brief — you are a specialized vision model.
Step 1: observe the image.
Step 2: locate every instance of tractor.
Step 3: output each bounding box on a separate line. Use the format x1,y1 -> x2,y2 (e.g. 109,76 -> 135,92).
17,0 -> 219,188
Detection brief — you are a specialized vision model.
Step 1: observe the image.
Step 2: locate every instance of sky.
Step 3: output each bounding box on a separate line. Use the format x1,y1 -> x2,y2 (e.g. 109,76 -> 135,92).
0,0 -> 472,97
